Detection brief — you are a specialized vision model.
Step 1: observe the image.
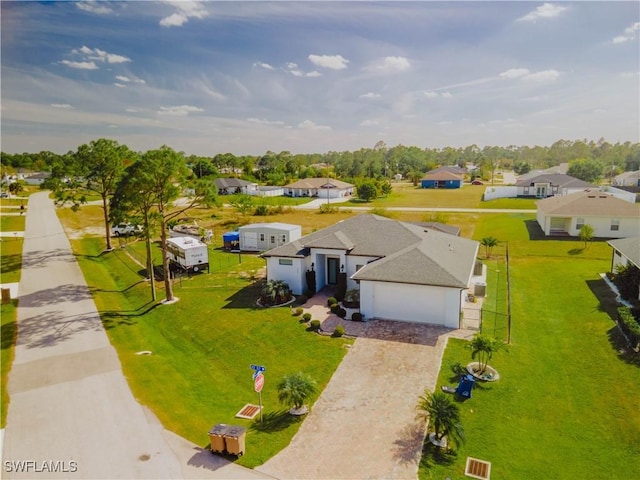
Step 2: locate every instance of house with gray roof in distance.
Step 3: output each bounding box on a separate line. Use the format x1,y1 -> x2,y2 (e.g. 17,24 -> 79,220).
214,177 -> 258,195
421,170 -> 463,189
515,173 -> 593,198
262,214 -> 480,328
613,170 -> 640,188
284,178 -> 354,198
536,189 -> 640,238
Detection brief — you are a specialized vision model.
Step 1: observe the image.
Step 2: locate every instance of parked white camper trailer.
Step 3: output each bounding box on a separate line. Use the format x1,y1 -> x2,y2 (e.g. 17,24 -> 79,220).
167,237 -> 209,273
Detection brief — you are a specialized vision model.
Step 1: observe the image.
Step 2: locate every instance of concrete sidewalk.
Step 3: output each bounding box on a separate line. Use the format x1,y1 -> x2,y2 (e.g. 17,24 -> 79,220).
2,192 -> 270,479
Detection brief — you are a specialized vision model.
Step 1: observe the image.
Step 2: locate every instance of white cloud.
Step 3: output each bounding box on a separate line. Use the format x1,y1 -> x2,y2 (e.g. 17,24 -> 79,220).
50,103 -> 74,109
308,54 -> 349,70
523,69 -> 560,82
158,105 -> 204,116
114,83 -> 126,88
306,71 -> 322,78
370,56 -> 411,73
76,1 -> 113,15
60,60 -> 98,70
68,46 -> 131,65
612,22 -> 640,44
360,92 -> 381,99
160,1 -> 208,27
499,68 -> 530,79
115,75 -> 146,84
285,62 -> 320,77
360,119 -> 379,127
499,68 -> 560,82
254,62 -> 275,70
517,3 -> 568,22
115,75 -> 131,82
424,91 -> 452,99
125,108 -> 138,113
247,118 -> 285,126
297,120 -> 331,130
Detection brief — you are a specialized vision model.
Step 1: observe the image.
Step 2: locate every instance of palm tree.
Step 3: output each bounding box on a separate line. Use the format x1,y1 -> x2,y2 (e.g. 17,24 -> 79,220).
415,391 -> 465,450
480,236 -> 499,258
277,372 -> 317,413
260,280 -> 292,306
468,333 -> 506,374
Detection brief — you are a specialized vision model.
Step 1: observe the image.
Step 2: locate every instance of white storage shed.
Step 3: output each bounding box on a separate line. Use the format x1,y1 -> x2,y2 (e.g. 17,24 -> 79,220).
238,223 -> 302,252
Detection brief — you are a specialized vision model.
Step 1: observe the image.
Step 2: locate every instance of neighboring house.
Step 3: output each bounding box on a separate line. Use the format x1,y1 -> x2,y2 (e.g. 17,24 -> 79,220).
613,170 -> 640,187
214,178 -> 258,195
23,172 -> 51,186
284,178 -> 354,198
421,171 -> 463,189
515,173 -> 593,198
262,214 -> 480,329
238,222 -> 302,252
607,236 -> 640,300
536,190 -> 640,238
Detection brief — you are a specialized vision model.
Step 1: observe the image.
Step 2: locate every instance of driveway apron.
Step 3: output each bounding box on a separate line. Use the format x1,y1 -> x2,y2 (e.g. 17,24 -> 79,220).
256,293 -> 472,480
2,192 -> 185,479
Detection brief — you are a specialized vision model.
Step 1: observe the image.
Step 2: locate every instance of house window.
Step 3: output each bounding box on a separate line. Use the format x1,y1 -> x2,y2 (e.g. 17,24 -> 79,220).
281,234 -> 287,243
576,218 -> 584,230
270,235 -> 276,244
278,259 -> 293,266
523,187 -> 529,195
611,219 -> 620,231
259,233 -> 265,242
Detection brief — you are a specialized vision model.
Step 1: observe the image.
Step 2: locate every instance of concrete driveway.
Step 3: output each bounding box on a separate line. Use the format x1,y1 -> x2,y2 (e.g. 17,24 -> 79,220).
256,292 -> 473,479
1,193 -> 270,479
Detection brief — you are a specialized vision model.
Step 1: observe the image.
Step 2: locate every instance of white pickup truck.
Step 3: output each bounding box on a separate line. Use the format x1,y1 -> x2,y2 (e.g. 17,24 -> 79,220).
112,223 -> 141,237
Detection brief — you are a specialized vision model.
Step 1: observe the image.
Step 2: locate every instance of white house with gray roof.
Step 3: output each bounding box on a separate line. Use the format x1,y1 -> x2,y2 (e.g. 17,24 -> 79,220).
262,214 -> 479,328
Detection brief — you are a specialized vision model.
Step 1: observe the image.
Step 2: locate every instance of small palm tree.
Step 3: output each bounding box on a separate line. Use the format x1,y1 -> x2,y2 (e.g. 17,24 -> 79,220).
480,236 -> 499,258
277,372 -> 317,413
260,280 -> 292,306
468,333 -> 506,374
416,391 -> 465,450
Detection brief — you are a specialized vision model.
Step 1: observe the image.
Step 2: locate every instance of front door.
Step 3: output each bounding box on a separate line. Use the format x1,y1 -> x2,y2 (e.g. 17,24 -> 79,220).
327,258 -> 339,285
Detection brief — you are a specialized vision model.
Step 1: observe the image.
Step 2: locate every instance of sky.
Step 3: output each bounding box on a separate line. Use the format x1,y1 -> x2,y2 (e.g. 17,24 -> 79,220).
1,1 -> 639,156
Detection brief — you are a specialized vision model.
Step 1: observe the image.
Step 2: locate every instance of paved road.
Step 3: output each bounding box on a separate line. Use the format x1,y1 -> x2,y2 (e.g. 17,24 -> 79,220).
1,192 -> 270,480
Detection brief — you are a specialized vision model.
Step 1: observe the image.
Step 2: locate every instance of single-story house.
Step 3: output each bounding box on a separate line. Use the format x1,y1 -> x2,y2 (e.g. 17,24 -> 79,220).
421,171 -> 463,189
23,172 -> 51,186
613,170 -> 640,187
214,178 -> 258,195
607,236 -> 640,300
536,190 -> 640,238
284,178 -> 354,198
515,174 -> 593,198
238,222 -> 302,252
262,214 -> 480,329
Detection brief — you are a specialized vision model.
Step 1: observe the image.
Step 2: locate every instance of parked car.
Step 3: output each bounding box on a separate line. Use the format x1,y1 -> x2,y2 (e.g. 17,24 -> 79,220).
471,180 -> 484,185
112,223 -> 141,237
0,192 -> 9,198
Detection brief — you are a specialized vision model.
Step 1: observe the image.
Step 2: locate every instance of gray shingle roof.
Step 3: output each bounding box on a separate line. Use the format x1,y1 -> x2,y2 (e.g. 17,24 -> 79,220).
537,190 -> 640,217
285,178 -> 354,189
214,178 -> 255,189
263,214 -> 478,287
607,236 -> 640,267
515,173 -> 593,189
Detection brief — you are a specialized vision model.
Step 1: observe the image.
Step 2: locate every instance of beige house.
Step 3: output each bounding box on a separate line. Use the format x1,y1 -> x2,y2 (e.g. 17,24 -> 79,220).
536,190 -> 640,238
284,178 -> 354,198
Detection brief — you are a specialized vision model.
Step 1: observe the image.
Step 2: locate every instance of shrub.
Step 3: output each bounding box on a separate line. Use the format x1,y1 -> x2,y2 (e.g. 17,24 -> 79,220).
343,289 -> 360,308
292,307 -> 303,316
302,313 -> 312,322
333,325 -> 345,337
351,312 -> 363,322
337,308 -> 347,319
254,204 -> 270,216
617,306 -> 640,351
327,297 -> 338,306
330,303 -> 340,314
309,320 -> 321,331
319,203 -> 337,214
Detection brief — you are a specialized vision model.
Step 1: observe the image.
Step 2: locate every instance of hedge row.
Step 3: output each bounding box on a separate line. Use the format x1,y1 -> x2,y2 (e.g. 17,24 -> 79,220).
617,306 -> 640,351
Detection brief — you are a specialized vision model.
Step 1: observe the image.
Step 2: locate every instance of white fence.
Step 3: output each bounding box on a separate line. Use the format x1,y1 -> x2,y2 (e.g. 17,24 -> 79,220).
483,186 -> 518,201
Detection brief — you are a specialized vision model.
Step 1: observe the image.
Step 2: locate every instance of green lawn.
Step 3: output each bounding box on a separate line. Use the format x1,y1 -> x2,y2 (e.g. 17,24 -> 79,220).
1,300 -> 17,428
419,216 -> 640,479
72,237 -> 351,468
353,183 -> 536,210
0,215 -> 26,232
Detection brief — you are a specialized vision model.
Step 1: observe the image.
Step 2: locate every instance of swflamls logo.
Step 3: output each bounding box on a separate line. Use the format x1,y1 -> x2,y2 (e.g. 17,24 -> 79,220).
4,460 -> 78,473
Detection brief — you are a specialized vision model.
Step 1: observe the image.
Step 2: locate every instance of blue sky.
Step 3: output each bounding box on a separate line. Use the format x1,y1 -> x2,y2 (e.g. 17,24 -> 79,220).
1,1 -> 639,156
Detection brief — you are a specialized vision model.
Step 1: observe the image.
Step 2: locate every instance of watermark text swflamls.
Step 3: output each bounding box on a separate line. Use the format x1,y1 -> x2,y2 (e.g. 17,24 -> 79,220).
4,460 -> 78,473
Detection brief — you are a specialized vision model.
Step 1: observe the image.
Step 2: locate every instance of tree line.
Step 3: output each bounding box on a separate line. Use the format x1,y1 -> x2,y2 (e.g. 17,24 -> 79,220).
3,138 -> 639,187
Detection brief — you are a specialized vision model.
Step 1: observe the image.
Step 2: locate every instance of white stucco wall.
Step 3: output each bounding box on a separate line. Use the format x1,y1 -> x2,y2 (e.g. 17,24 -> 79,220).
359,281 -> 461,328
266,257 -> 306,294
541,214 -> 640,238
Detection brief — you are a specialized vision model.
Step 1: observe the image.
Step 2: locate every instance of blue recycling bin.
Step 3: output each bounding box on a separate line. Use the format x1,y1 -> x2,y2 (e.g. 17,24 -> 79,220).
456,374 -> 475,398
